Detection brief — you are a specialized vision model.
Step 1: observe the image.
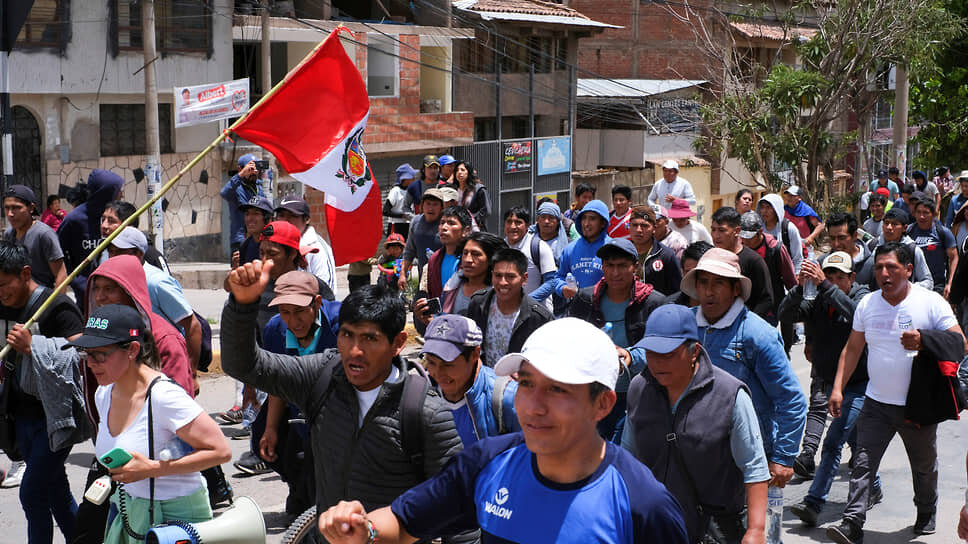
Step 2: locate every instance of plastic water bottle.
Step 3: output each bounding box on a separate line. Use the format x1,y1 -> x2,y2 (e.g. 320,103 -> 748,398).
425,248 -> 435,261
565,272 -> 577,292
158,437 -> 193,461
767,485 -> 783,544
601,322 -> 614,340
802,259 -> 817,301
897,309 -> 918,358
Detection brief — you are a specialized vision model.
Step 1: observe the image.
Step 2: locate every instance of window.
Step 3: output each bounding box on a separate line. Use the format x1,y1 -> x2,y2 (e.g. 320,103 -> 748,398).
100,104 -> 173,157
112,0 -> 212,55
367,35 -> 398,97
16,0 -> 69,50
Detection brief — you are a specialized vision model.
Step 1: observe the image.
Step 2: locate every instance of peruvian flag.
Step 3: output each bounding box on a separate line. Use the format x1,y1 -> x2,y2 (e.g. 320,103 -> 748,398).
232,29 -> 381,266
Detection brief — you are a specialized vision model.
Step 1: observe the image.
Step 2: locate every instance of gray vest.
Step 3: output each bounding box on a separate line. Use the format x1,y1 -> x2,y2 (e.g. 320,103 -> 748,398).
627,349 -> 749,542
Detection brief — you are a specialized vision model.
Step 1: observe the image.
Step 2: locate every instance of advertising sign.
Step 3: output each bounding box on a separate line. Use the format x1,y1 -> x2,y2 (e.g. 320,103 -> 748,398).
504,141 -> 532,174
537,137 -> 571,176
174,78 -> 250,127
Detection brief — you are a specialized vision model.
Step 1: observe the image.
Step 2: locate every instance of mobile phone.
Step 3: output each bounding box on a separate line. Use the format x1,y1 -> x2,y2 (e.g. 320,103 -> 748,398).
99,447 -> 133,469
254,160 -> 269,171
425,297 -> 442,316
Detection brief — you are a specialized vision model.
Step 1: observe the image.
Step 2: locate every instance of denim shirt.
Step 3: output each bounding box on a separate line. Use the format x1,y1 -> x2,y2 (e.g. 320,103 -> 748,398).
629,300 -> 806,466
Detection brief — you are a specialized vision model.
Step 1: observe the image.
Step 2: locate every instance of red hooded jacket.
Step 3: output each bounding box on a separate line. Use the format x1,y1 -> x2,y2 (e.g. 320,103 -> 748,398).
82,256 -> 194,425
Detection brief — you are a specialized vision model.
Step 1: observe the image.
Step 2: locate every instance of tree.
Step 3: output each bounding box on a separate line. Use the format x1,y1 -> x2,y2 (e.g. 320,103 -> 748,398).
910,0 -> 968,169
669,0 -> 962,203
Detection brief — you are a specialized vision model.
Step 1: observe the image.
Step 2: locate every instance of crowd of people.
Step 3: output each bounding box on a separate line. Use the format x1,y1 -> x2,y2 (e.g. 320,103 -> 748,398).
1,156 -> 968,544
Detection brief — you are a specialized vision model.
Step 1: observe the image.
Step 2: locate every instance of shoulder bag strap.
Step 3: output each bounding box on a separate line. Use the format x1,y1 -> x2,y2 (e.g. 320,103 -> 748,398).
491,376 -> 511,434
400,371 -> 429,479
530,234 -> 544,276
144,375 -> 169,527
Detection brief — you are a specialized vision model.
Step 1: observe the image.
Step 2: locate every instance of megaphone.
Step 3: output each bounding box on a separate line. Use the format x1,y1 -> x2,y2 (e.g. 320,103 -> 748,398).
145,496 -> 266,544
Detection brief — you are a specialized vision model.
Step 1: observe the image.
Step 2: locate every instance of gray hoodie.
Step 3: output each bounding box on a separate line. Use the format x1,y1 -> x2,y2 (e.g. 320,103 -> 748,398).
758,194 -> 804,272
19,335 -> 91,451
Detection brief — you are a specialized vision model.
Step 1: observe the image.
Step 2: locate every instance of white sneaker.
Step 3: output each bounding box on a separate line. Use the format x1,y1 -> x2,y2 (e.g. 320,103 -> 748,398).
2,460 -> 25,488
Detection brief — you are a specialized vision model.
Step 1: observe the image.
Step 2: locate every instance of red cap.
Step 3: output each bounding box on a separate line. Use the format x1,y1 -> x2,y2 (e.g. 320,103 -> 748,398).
260,221 -> 319,257
385,233 -> 405,247
875,187 -> 890,197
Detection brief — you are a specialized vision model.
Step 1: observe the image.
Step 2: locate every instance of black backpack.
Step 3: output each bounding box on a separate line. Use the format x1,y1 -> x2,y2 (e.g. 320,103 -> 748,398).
306,359 -> 430,477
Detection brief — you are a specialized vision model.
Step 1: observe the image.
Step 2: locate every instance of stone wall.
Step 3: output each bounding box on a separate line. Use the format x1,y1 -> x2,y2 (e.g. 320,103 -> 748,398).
45,150 -> 225,262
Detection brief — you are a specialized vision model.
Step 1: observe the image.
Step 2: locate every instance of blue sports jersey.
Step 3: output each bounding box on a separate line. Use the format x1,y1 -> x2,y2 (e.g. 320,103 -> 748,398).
392,433 -> 687,543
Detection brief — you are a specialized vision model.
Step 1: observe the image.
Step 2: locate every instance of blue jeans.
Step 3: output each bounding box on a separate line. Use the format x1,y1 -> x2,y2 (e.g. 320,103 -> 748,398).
804,383 -> 879,509
16,415 -> 77,543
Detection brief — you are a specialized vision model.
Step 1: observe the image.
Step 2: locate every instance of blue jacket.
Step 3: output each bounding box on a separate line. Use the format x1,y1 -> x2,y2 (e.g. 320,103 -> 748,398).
220,173 -> 264,244
630,303 -> 806,466
553,200 -> 611,296
262,300 -> 341,357
451,364 -> 520,443
945,192 -> 968,228
58,169 -> 124,299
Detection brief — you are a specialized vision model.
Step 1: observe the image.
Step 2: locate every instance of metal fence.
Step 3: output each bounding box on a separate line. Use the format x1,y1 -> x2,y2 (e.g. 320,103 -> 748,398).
452,136 -> 572,233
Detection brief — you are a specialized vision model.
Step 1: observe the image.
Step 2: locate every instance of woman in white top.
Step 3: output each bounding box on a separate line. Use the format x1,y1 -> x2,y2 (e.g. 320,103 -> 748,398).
65,304 -> 230,544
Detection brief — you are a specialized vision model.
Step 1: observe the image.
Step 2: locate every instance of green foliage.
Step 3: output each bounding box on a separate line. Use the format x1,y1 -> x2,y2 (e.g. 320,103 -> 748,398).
911,0 -> 968,168
696,0 -> 962,199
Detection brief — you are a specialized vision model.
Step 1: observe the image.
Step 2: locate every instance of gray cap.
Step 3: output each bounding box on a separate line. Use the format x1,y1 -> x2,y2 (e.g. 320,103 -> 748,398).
110,226 -> 148,254
422,314 -> 483,362
739,211 -> 763,239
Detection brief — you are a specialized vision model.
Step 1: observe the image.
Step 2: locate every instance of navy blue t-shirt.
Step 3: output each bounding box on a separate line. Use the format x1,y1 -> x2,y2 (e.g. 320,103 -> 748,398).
392,433 -> 687,543
908,221 -> 956,288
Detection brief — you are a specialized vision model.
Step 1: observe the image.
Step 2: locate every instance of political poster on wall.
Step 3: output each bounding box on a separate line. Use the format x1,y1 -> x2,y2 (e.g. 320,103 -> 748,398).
174,78 -> 250,127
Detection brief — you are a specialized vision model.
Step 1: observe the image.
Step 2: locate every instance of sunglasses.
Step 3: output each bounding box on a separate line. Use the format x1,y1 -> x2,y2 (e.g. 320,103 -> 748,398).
79,346 -> 124,364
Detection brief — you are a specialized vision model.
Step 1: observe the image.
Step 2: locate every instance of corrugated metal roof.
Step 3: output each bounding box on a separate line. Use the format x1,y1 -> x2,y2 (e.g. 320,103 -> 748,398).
453,0 -> 620,28
729,21 -> 818,41
577,79 -> 706,98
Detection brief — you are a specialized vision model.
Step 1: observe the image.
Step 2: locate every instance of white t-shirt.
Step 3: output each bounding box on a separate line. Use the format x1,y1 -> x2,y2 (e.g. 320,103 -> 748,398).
852,284 -> 957,405
94,380 -> 205,500
508,233 -> 556,311
355,364 -> 401,426
670,220 -> 713,245
301,225 -> 338,299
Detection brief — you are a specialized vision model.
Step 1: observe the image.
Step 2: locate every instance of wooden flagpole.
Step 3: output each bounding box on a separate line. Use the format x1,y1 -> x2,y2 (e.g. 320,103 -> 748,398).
0,33 -> 337,364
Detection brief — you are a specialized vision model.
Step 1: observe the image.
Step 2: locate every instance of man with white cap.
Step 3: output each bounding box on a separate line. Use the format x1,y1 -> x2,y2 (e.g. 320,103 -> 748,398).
624,304 -> 769,544
648,160 -> 697,207
319,318 -> 689,543
628,249 -> 805,527
782,186 -> 823,252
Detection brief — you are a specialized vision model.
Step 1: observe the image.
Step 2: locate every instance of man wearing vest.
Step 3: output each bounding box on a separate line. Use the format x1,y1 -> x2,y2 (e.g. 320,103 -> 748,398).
420,314 -> 520,447
319,318 -> 689,543
223,264 -> 471,544
624,305 -> 770,544
628,248 -> 806,541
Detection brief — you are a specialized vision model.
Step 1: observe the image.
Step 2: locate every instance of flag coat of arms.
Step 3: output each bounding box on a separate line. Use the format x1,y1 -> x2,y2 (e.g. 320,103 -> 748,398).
232,29 -> 381,265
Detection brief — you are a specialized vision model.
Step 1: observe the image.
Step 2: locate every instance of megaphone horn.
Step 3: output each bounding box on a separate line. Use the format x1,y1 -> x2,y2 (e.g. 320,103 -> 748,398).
145,495 -> 266,544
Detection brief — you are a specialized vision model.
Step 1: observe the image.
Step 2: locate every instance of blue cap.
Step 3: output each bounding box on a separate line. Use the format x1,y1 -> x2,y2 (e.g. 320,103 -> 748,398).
439,154 -> 457,166
422,314 -> 483,362
633,305 -> 699,354
577,199 -> 609,222
596,238 -> 638,261
238,153 -> 258,169
395,163 -> 418,184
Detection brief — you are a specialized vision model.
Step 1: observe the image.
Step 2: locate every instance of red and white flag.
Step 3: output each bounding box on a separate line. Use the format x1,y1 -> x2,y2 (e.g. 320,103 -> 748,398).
232,29 -> 381,266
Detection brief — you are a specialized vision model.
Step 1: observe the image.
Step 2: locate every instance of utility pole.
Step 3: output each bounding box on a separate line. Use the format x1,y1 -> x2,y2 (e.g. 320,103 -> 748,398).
142,0 -> 163,253
892,63 -> 909,179
261,1 -> 272,198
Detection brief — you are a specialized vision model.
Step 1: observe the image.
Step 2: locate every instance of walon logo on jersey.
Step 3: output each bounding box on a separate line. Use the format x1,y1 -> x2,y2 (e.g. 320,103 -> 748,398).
484,487 -> 512,520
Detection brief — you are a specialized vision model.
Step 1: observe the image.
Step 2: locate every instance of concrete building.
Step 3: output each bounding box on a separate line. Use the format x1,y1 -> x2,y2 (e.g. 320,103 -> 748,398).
10,0 -> 235,260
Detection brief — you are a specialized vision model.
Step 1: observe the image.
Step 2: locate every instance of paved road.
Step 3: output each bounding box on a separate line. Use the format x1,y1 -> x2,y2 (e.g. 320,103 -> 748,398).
0,284 -> 965,542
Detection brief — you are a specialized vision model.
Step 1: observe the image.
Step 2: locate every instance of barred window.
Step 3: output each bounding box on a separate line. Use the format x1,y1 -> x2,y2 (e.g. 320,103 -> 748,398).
16,0 -> 70,50
100,104 -> 173,157
113,0 -> 212,55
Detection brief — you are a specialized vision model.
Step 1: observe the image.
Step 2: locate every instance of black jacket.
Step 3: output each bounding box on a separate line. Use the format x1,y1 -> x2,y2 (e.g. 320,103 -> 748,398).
906,328 -> 967,425
568,278 -> 665,346
779,281 -> 870,385
465,288 -> 553,365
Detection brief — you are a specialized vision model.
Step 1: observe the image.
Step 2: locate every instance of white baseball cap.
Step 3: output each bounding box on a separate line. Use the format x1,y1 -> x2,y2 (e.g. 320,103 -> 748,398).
494,318 -> 619,390
661,159 -> 679,171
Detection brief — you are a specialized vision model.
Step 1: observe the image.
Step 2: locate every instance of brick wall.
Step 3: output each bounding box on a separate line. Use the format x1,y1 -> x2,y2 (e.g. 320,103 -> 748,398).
572,0 -> 718,81
305,33 -> 474,239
